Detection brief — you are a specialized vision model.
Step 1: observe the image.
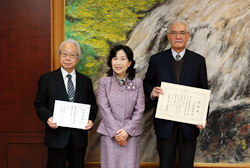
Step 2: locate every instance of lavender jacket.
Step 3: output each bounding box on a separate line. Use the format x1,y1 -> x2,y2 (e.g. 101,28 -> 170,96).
97,75 -> 145,137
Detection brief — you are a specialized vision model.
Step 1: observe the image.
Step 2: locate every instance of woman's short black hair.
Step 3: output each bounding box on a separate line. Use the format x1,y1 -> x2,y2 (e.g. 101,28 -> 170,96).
106,45 -> 136,80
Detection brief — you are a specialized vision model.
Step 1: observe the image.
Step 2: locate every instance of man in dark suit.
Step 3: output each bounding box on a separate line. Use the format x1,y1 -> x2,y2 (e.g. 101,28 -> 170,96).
34,39 -> 98,168
143,20 -> 209,168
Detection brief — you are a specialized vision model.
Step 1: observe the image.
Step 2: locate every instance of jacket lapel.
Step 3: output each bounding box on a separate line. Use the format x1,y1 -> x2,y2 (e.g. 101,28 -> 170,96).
164,49 -> 177,83
179,50 -> 191,84
74,71 -> 83,102
54,68 -> 69,101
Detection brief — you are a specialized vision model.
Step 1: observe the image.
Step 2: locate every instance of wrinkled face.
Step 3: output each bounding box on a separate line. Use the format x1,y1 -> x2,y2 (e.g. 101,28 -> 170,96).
59,42 -> 79,73
167,22 -> 190,53
111,49 -> 132,78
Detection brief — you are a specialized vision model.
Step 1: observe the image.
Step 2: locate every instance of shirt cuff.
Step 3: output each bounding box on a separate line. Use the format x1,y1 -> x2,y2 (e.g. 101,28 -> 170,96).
150,92 -> 156,100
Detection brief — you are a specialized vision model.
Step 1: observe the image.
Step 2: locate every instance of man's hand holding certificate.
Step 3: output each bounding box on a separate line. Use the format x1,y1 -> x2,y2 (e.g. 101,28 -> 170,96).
53,100 -> 90,129
155,82 -> 210,126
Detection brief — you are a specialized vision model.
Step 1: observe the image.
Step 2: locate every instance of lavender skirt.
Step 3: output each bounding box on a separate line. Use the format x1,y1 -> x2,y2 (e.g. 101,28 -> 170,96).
100,135 -> 140,168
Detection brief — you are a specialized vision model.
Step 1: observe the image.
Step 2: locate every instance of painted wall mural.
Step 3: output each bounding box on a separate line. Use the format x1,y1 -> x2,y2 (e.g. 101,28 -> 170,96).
65,0 -> 249,163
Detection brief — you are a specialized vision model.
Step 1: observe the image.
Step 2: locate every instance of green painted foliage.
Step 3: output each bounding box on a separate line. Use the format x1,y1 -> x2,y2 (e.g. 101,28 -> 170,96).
65,0 -> 165,79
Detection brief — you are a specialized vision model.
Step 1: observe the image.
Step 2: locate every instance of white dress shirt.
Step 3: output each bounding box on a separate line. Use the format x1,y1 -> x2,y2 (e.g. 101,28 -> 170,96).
60,67 -> 76,92
171,48 -> 186,61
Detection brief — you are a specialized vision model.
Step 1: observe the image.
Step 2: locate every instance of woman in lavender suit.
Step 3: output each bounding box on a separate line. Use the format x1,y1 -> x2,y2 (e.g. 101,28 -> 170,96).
97,45 -> 145,168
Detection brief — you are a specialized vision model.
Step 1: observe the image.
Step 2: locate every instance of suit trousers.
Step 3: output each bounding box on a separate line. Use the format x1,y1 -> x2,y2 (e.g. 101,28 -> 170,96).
47,132 -> 86,168
156,122 -> 197,168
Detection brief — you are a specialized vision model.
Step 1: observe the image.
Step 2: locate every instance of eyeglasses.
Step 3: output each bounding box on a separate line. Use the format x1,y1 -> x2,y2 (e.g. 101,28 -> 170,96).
169,31 -> 188,37
60,52 -> 78,59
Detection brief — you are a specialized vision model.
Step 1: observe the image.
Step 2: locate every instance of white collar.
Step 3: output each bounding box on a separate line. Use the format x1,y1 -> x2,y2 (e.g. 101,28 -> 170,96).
171,48 -> 186,60
60,67 -> 76,79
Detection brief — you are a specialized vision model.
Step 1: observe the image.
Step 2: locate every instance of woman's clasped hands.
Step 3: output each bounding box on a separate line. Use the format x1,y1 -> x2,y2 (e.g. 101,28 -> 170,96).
115,129 -> 128,147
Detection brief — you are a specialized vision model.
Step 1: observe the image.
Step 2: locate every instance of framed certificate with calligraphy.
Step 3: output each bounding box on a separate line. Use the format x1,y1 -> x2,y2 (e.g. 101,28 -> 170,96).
155,82 -> 211,125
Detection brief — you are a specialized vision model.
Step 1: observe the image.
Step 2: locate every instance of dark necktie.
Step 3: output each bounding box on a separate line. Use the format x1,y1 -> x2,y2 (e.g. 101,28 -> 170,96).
176,54 -> 181,61
67,74 -> 75,102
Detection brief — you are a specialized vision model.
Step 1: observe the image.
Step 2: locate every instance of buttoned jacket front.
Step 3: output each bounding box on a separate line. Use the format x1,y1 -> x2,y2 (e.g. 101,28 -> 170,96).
97,75 -> 145,138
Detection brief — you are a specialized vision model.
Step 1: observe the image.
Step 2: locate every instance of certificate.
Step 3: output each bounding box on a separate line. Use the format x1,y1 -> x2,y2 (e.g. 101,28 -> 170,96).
53,100 -> 90,129
155,82 -> 210,125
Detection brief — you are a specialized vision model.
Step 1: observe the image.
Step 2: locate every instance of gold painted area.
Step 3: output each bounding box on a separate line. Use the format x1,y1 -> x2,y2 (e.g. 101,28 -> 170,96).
51,0 -> 65,71
84,162 -> 250,168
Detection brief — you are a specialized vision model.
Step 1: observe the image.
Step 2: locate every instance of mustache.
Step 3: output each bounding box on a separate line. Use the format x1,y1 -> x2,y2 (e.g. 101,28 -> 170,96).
175,40 -> 183,42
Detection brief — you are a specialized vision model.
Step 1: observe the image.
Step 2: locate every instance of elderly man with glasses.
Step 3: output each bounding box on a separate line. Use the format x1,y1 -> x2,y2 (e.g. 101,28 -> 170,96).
144,20 -> 209,168
34,39 -> 97,168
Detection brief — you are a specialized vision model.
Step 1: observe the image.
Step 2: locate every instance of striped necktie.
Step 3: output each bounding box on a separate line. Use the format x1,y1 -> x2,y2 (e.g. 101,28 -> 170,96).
176,54 -> 181,61
67,74 -> 75,102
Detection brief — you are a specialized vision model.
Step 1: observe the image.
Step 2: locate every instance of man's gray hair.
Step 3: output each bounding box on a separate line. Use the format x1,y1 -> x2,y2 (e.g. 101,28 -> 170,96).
58,39 -> 82,59
167,19 -> 190,34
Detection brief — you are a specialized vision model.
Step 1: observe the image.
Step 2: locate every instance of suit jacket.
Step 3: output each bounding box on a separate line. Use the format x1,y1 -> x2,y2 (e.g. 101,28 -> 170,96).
143,48 -> 208,139
96,75 -> 145,137
34,68 -> 97,148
